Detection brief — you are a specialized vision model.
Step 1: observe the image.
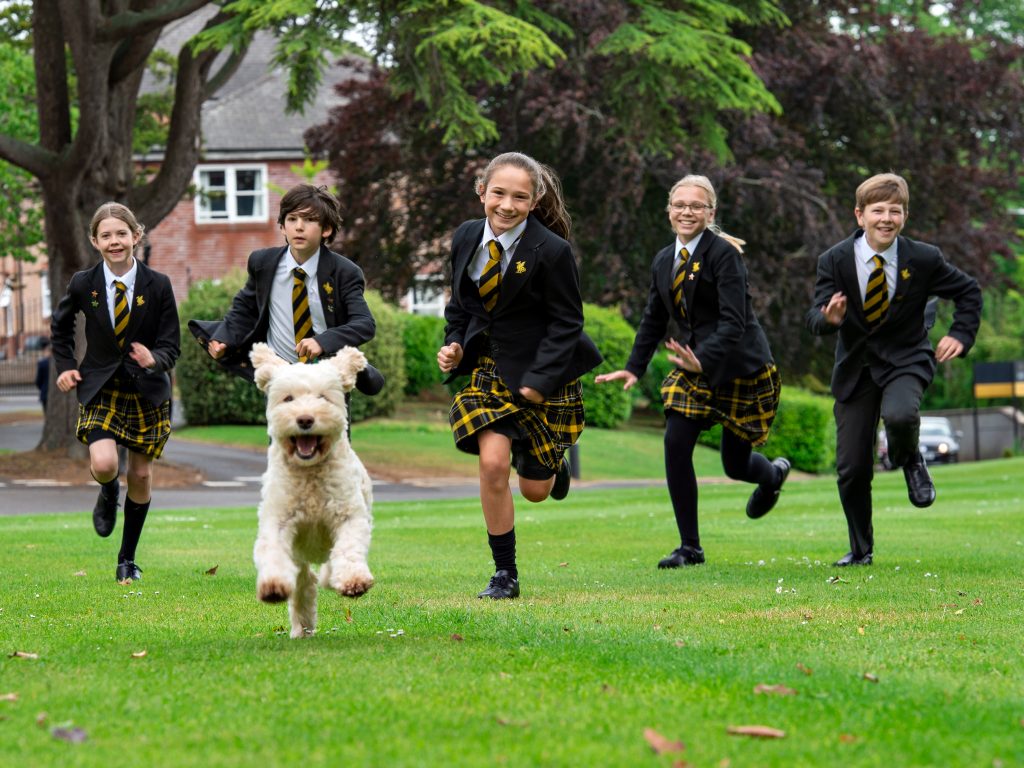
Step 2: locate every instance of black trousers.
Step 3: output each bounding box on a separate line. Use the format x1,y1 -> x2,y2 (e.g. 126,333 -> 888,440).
834,368 -> 927,557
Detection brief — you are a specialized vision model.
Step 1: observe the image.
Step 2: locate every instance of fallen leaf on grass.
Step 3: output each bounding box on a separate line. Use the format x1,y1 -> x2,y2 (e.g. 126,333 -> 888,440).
52,726 -> 88,744
827,575 -> 847,584
727,725 -> 786,739
857,626 -> 865,635
674,640 -> 687,648
204,565 -> 219,576
72,570 -> 87,577
754,684 -> 797,696
496,717 -> 529,728
450,634 -> 464,642
117,578 -> 132,586
0,692 -> 18,702
558,562 -> 568,567
796,663 -> 813,676
643,727 -> 685,754
9,651 -> 38,660
130,650 -> 147,659
863,672 -> 879,683
344,607 -> 353,623
973,598 -> 983,606
839,733 -> 859,743
36,712 -> 48,727
954,608 -> 965,615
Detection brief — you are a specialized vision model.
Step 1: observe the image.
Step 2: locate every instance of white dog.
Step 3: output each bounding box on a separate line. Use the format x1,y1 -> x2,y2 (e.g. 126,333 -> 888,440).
250,342 -> 374,638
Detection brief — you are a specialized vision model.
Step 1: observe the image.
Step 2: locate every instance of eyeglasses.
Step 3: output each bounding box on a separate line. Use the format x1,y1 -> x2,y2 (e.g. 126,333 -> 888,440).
669,202 -> 713,213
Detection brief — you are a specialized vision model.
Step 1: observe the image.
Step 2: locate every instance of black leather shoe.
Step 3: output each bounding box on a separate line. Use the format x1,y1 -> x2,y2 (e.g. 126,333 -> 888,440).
116,560 -> 142,581
93,480 -> 119,538
657,544 -> 705,569
833,551 -> 873,567
903,455 -> 935,508
550,455 -> 571,501
477,569 -> 520,599
355,363 -> 385,396
746,457 -> 792,519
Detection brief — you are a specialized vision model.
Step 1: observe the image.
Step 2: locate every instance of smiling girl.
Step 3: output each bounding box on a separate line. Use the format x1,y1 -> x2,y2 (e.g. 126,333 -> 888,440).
50,202 -> 180,582
437,152 -> 602,599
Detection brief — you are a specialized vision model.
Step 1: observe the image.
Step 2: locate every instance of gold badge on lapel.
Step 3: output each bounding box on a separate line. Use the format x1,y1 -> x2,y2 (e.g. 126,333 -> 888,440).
91,290 -> 99,298
136,295 -> 145,306
691,262 -> 701,272
323,282 -> 334,295
327,304 -> 334,313
901,268 -> 911,280
515,260 -> 526,274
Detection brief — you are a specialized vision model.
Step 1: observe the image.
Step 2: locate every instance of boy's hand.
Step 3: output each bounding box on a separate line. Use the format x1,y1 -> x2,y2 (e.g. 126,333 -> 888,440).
296,338 -> 323,361
935,335 -> 964,363
594,370 -> 638,390
129,342 -> 156,370
821,292 -> 847,326
207,339 -> 227,359
437,342 -> 463,373
56,369 -> 81,392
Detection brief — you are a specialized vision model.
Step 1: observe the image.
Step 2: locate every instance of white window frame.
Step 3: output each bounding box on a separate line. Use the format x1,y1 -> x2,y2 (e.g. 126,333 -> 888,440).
405,274 -> 446,317
193,164 -> 269,223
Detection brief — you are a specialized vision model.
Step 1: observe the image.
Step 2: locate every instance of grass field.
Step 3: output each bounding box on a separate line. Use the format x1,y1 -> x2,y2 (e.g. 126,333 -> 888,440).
1,458 -> 1022,767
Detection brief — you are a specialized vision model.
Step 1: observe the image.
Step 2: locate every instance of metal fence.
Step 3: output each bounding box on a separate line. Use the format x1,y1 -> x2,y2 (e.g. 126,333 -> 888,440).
0,293 -> 50,395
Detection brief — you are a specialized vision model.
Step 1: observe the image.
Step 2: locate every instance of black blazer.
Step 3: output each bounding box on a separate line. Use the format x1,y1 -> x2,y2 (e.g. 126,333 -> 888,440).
443,215 -> 603,397
625,230 -> 774,387
805,230 -> 982,402
188,244 -> 375,381
50,260 -> 180,407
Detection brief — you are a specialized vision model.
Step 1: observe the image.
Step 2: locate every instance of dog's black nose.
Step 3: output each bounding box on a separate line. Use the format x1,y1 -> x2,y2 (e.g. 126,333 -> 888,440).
297,416 -> 314,431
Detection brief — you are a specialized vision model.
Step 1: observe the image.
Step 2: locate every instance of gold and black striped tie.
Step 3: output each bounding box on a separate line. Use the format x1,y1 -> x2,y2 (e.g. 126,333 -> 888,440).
479,240 -> 503,312
672,247 -> 689,318
113,280 -> 130,349
864,254 -> 890,329
292,267 -> 314,361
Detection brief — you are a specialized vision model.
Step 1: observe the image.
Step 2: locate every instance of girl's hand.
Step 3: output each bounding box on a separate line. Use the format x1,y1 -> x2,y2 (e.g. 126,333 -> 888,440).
519,386 -> 544,404
437,342 -> 463,373
594,370 -> 638,391
129,341 -> 156,370
56,369 -> 82,392
666,338 -> 702,373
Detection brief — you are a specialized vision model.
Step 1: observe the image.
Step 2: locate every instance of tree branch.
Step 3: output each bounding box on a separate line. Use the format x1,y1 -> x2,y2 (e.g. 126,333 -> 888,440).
34,0 -> 73,155
97,0 -> 210,42
0,135 -> 59,180
202,42 -> 248,100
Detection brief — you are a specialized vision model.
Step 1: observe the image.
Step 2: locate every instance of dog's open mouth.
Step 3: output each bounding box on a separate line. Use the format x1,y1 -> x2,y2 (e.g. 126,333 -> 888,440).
289,434 -> 329,461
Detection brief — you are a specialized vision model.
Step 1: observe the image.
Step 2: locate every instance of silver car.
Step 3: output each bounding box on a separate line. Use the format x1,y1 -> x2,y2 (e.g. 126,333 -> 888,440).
877,416 -> 961,469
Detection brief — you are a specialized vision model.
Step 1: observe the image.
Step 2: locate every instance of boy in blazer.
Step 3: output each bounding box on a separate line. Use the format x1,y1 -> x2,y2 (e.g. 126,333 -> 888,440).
438,152 -> 602,600
598,175 -> 790,568
52,203 -> 180,581
806,173 -> 981,566
189,184 -> 383,395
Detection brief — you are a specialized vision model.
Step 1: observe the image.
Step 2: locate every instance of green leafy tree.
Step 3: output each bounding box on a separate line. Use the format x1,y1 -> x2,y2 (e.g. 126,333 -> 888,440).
0,0 -> 594,452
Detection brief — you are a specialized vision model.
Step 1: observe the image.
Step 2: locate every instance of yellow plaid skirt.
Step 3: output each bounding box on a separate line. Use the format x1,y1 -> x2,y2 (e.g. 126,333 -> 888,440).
77,383 -> 172,458
661,363 -> 780,446
450,356 -> 585,475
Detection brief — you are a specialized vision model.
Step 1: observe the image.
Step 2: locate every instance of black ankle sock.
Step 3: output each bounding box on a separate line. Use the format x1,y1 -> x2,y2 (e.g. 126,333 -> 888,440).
487,528 -> 517,579
118,497 -> 150,563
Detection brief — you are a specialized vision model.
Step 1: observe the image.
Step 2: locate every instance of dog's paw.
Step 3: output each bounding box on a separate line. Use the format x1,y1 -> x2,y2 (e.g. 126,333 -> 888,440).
257,578 -> 293,603
290,625 -> 315,640
331,570 -> 374,598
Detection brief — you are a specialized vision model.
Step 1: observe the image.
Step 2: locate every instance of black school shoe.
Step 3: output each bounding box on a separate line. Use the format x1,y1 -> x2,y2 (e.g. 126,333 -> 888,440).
746,457 -> 792,519
93,479 -> 120,538
833,551 -> 873,567
657,544 -> 706,569
550,455 -> 572,501
116,560 -> 142,581
477,569 -> 520,599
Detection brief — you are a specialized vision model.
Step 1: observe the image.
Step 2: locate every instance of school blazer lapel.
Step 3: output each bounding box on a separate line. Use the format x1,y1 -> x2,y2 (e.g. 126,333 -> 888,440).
836,243 -> 866,328
125,263 -> 152,345
681,235 -> 713,314
494,219 -> 541,310
88,265 -> 118,345
315,245 -> 339,323
452,220 -> 485,306
655,246 -> 675,313
891,238 -> 913,310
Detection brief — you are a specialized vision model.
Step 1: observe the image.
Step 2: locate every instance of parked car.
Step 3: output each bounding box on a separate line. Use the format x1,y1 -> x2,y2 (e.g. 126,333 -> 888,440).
878,416 -> 961,469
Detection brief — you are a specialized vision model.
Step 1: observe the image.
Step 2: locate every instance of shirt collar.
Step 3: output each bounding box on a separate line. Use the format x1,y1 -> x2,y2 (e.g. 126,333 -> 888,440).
287,247 -> 320,276
483,219 -> 528,252
855,233 -> 898,266
676,232 -> 704,258
103,258 -> 138,288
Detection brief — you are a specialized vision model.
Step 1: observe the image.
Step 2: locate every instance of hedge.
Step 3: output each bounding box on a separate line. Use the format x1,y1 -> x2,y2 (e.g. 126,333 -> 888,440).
401,313 -> 447,396
580,303 -> 636,429
761,385 -> 836,474
348,291 -> 406,422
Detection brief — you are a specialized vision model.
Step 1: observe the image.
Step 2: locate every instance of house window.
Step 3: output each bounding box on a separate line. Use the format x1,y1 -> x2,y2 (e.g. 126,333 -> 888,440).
194,165 -> 267,222
405,275 -> 446,317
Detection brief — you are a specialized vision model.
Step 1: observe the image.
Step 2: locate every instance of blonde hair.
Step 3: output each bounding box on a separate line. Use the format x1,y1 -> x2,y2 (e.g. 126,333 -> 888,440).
856,173 -> 909,211
90,202 -> 145,239
476,152 -> 572,239
666,175 -> 745,252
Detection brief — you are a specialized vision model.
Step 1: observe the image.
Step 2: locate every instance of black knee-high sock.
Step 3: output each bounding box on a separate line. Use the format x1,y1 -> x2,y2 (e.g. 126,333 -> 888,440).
487,528 -> 517,578
664,413 -> 702,548
91,472 -> 119,498
118,496 -> 150,563
720,429 -> 778,487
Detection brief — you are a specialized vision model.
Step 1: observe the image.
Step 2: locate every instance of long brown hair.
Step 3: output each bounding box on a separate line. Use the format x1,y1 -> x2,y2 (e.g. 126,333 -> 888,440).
476,152 -> 572,240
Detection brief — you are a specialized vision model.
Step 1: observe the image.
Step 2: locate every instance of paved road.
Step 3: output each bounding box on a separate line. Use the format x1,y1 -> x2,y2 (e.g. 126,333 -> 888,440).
1,396 -> 660,515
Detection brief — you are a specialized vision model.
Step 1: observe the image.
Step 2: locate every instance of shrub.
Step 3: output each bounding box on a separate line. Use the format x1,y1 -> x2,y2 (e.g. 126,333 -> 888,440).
401,313 -> 447,396
176,271 -> 268,426
761,385 -> 836,474
581,303 -> 636,429
348,291 -> 406,422
638,349 -> 674,413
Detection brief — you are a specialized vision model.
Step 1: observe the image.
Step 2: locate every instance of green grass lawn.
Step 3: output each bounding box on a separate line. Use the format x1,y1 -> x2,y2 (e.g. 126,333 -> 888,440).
174,408 -> 725,482
2,458 -> 1022,767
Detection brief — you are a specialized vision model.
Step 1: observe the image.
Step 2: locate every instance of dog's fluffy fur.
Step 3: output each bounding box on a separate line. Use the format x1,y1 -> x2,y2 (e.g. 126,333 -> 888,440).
250,342 -> 374,638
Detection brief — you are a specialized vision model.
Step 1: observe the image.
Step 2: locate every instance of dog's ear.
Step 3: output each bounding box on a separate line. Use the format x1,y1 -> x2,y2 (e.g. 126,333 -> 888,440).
328,346 -> 368,392
250,342 -> 286,392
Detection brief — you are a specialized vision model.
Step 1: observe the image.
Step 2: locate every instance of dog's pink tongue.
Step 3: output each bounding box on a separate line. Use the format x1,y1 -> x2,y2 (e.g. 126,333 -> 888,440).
296,435 -> 318,458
